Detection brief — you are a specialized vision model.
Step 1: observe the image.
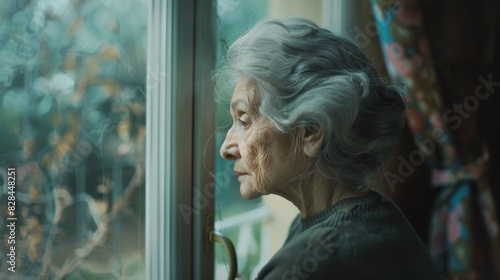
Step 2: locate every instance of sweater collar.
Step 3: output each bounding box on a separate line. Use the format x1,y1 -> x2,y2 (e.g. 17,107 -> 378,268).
300,190 -> 381,229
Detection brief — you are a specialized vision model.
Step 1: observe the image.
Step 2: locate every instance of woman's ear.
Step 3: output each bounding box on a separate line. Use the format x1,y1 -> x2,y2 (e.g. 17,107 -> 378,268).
299,126 -> 324,157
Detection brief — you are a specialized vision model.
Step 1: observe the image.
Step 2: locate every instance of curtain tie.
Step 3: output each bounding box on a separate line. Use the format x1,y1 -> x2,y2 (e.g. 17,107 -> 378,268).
432,148 -> 490,187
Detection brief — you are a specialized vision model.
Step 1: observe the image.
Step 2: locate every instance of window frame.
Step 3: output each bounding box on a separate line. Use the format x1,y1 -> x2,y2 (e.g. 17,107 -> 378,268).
145,0 -> 216,279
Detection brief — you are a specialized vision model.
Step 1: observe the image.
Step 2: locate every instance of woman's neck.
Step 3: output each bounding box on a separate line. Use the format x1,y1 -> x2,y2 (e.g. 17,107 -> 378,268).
274,173 -> 363,219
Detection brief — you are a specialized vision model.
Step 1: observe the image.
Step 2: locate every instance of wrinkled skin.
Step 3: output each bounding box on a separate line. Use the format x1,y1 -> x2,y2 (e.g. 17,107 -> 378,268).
220,78 -> 308,199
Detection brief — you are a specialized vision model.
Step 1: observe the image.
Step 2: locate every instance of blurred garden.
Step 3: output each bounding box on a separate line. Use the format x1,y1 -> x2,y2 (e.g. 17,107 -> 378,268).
0,0 -> 147,278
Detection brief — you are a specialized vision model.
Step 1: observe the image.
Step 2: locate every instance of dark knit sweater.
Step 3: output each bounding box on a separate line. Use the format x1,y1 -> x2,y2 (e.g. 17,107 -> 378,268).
255,191 -> 442,280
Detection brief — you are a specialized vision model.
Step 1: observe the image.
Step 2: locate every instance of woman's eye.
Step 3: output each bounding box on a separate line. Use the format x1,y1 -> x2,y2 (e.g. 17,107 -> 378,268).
238,119 -> 248,128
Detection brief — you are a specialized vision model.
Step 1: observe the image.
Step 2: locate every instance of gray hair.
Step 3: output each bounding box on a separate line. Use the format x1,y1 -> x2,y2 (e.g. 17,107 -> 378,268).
220,18 -> 406,191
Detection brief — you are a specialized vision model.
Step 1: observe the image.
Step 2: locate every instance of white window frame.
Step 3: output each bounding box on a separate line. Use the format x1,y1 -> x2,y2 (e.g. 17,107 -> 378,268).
322,0 -> 344,34
145,0 -> 216,279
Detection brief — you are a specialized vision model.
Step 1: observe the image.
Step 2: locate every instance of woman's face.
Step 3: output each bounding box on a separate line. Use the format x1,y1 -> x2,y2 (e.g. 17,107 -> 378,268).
220,78 -> 307,199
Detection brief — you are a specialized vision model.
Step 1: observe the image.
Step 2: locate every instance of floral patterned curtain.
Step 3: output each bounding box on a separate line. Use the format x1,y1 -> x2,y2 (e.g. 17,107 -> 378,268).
371,0 -> 500,279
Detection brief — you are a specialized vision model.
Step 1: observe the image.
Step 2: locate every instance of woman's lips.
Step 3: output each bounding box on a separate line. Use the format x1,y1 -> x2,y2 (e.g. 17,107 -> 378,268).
234,171 -> 248,177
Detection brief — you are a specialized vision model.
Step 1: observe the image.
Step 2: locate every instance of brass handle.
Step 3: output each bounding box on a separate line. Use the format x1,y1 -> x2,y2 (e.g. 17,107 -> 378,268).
210,231 -> 238,280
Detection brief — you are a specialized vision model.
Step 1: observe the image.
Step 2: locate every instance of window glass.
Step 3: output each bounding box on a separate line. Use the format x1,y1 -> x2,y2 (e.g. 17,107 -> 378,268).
0,0 -> 147,278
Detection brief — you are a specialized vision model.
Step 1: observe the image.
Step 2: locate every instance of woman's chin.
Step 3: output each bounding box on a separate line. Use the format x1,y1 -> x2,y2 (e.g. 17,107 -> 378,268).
239,183 -> 262,200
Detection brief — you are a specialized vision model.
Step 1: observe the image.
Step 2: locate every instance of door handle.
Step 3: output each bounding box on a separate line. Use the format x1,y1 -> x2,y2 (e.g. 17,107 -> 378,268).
210,231 -> 238,280
205,215 -> 238,280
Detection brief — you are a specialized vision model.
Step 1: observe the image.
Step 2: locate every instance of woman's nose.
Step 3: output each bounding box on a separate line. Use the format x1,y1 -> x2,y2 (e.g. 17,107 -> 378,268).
220,133 -> 240,160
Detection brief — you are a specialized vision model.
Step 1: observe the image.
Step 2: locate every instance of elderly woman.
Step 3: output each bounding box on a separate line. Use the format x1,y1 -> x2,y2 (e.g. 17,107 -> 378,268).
219,18 -> 441,280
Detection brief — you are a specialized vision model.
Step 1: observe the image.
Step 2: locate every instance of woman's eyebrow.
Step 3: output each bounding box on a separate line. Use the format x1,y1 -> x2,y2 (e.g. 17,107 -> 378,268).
230,99 -> 248,111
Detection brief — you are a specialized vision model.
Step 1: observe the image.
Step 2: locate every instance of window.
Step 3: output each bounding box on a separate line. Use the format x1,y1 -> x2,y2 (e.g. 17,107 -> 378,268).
0,0 -> 147,278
